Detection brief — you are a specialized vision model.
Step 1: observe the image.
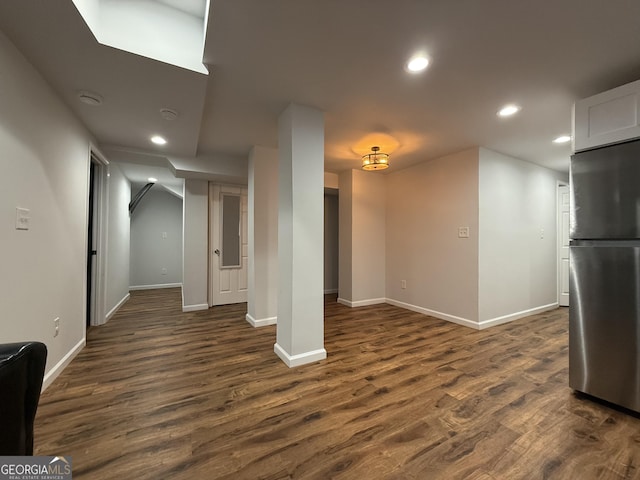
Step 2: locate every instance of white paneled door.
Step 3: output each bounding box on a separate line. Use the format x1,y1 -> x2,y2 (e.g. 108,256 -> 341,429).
209,184 -> 248,306
558,184 -> 570,306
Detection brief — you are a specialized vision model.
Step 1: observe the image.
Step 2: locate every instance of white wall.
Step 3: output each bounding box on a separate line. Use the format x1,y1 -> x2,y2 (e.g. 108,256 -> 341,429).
182,179 -> 208,311
324,193 -> 339,293
338,171 -> 353,301
130,187 -> 183,288
478,148 -> 567,325
105,163 -> 131,317
338,169 -> 386,305
0,29 -> 91,385
247,146 -> 278,326
386,149 -> 480,324
352,170 -> 386,303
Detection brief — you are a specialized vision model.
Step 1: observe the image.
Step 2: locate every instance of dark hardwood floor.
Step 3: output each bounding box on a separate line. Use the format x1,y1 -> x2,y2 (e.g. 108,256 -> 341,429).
35,289 -> 640,479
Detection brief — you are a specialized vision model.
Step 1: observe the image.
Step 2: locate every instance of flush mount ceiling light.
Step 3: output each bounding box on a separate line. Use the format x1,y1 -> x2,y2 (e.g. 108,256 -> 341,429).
497,104 -> 521,117
553,135 -> 572,144
77,90 -> 103,106
406,55 -> 430,73
151,135 -> 167,145
362,146 -> 390,171
148,177 -> 158,183
160,108 -> 178,121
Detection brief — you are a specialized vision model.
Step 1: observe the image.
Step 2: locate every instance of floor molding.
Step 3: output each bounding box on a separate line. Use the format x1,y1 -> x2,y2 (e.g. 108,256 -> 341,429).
182,303 -> 209,312
337,297 -> 386,308
246,313 -> 277,327
129,283 -> 182,291
42,338 -> 85,391
385,298 -> 479,329
273,343 -> 327,368
105,293 -> 130,323
478,303 -> 559,329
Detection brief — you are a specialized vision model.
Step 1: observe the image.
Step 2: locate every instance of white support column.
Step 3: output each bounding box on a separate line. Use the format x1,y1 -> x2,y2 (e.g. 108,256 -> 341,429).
274,104 -> 327,367
182,179 -> 209,312
247,146 -> 278,327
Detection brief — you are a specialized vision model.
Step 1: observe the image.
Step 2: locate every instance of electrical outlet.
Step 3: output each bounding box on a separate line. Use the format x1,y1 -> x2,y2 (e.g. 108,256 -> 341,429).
161,268 -> 167,275
53,317 -> 60,338
401,280 -> 407,289
458,226 -> 470,238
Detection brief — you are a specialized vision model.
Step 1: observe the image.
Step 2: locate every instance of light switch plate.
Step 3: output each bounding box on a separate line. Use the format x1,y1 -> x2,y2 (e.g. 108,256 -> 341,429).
16,207 -> 30,230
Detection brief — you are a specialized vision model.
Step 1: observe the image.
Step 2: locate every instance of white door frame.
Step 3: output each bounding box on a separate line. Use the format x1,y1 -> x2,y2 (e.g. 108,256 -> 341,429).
88,145 -> 110,327
209,183 -> 248,306
557,181 -> 570,307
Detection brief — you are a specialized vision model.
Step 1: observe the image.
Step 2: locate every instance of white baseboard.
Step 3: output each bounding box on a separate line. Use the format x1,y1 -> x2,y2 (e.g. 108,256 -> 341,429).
129,283 -> 182,291
324,288 -> 338,294
274,343 -> 327,368
385,298 -> 479,329
246,313 -> 277,327
105,293 -> 130,323
385,298 -> 559,330
42,338 -> 85,391
478,303 -> 558,329
182,303 -> 209,312
337,297 -> 386,308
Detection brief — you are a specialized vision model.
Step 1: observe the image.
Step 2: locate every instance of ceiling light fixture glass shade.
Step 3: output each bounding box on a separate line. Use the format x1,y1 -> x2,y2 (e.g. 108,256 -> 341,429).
553,135 -> 572,144
362,146 -> 390,171
497,104 -> 521,117
151,135 -> 167,145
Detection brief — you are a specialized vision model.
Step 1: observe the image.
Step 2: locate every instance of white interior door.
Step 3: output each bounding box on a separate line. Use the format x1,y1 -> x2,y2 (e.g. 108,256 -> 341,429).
209,184 -> 248,306
558,184 -> 570,306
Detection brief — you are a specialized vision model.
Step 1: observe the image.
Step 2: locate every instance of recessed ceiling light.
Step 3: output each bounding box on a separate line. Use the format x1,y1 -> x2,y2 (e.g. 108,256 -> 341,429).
151,135 -> 167,145
553,135 -> 572,144
406,56 -> 430,73
497,104 -> 521,117
77,90 -> 103,106
148,177 -> 158,183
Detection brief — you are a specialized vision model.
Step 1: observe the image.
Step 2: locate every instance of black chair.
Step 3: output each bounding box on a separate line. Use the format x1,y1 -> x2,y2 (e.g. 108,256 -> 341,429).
0,342 -> 47,455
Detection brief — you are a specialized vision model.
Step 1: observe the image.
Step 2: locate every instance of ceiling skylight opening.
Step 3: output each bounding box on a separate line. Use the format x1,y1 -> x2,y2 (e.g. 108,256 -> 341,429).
151,135 -> 167,145
553,135 -> 572,144
497,104 -> 521,117
406,56 -> 430,73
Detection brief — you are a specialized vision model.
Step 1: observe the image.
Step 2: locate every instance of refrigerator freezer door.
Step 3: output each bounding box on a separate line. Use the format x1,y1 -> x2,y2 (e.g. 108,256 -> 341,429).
571,138 -> 640,239
569,243 -> 640,412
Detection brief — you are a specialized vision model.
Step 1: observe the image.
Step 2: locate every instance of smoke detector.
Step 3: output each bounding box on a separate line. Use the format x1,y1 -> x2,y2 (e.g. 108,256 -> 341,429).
160,108 -> 178,121
77,90 -> 103,106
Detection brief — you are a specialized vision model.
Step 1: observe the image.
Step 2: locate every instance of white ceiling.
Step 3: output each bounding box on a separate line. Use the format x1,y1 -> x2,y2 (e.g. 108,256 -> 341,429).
1,0 -> 640,179
155,0 -> 207,18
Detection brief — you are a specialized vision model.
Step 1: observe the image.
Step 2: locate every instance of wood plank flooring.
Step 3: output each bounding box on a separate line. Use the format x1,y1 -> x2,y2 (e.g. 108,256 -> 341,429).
35,289 -> 640,479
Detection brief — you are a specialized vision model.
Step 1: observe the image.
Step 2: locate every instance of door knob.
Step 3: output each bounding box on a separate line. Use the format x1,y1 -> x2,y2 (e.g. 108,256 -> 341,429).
214,249 -> 220,255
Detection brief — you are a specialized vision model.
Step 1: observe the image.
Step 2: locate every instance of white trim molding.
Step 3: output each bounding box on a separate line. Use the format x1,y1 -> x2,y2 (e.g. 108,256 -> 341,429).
246,313 -> 277,327
105,293 -> 130,322
182,303 -> 209,312
42,338 -> 85,391
274,343 -> 327,368
337,297 -> 386,308
130,283 -> 182,291
478,303 -> 558,330
385,298 -> 479,329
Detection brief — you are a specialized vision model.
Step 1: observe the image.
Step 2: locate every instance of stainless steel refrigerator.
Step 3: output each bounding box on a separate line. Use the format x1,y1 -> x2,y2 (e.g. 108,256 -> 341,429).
569,138 -> 640,413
